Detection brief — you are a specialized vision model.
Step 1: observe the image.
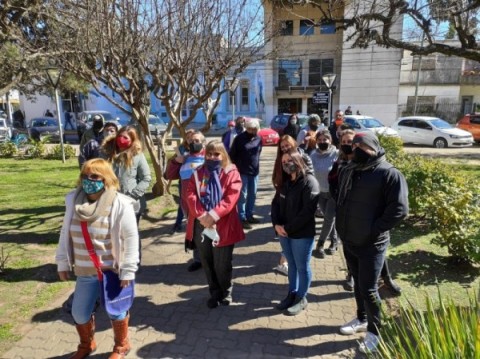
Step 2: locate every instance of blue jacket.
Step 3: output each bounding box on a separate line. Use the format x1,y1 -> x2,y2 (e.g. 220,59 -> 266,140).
229,131 -> 262,176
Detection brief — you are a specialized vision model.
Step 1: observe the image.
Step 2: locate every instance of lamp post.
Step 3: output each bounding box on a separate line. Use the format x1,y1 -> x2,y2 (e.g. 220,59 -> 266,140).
226,77 -> 240,121
322,73 -> 337,127
46,67 -> 65,163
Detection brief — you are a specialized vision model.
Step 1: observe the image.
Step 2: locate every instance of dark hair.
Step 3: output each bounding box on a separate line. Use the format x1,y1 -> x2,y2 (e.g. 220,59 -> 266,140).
284,150 -> 306,176
315,129 -> 332,141
288,114 -> 298,121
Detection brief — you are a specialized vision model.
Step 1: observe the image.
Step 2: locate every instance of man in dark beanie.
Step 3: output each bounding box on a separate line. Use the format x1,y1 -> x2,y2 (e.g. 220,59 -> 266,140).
335,131 -> 408,354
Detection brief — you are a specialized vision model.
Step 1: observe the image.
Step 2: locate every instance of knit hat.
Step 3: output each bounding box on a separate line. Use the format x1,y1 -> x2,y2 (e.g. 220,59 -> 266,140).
352,131 -> 380,153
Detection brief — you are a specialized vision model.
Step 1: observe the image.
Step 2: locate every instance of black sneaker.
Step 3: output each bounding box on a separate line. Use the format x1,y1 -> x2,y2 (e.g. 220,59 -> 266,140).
316,248 -> 326,258
219,294 -> 232,306
345,275 -> 354,292
325,244 -> 337,255
242,220 -> 252,230
187,261 -> 202,272
247,216 -> 260,224
207,297 -> 219,308
276,291 -> 296,310
383,277 -> 402,296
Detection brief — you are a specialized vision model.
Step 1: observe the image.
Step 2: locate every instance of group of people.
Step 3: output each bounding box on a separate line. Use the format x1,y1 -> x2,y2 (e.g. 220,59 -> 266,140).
56,111 -> 408,357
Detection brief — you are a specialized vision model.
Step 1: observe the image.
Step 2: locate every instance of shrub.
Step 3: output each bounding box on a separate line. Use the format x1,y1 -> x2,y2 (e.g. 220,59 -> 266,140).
0,142 -> 18,158
47,144 -> 76,160
378,134 -> 404,162
25,138 -> 46,158
378,289 -> 478,359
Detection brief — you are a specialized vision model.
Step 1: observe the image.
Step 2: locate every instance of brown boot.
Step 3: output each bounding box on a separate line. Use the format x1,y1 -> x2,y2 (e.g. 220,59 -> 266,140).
108,314 -> 131,359
70,315 -> 96,359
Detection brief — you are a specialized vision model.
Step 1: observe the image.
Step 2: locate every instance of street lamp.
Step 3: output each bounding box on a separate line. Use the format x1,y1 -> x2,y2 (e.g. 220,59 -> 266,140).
225,77 -> 240,121
45,67 -> 65,163
322,73 -> 337,127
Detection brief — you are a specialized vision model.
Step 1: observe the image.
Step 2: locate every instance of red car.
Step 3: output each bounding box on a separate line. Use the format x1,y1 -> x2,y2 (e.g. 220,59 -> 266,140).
258,128 -> 280,146
456,113 -> 480,142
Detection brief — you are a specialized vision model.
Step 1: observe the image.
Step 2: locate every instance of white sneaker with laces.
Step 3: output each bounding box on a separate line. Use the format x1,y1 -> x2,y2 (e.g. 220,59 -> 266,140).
273,263 -> 288,276
339,318 -> 368,335
358,331 -> 380,354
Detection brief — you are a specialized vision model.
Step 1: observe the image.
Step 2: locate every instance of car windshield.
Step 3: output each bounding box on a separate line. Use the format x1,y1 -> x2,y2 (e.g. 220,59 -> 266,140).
149,117 -> 165,125
88,113 -> 114,121
428,118 -> 452,129
358,118 -> 383,128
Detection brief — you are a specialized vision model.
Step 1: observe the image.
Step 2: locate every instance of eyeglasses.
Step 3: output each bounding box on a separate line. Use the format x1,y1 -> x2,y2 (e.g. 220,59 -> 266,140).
82,174 -> 103,181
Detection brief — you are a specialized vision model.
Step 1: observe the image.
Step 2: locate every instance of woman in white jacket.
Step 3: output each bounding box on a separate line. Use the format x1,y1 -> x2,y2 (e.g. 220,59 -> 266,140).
56,158 -> 139,359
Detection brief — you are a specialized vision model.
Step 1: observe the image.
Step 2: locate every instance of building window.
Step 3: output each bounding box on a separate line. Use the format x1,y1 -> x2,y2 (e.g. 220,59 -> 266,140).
228,90 -> 236,108
308,59 -> 334,86
412,56 -> 436,71
320,20 -> 336,34
278,60 -> 302,88
241,80 -> 249,111
280,20 -> 293,36
300,19 -> 314,36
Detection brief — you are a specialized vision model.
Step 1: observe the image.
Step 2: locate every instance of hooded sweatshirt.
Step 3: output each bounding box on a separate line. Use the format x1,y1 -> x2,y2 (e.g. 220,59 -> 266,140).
309,145 -> 338,192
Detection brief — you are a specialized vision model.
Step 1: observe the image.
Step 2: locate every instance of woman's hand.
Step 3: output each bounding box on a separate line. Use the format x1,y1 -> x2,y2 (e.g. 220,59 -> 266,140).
58,271 -> 69,281
120,280 -> 131,288
199,213 -> 215,228
274,225 -> 288,237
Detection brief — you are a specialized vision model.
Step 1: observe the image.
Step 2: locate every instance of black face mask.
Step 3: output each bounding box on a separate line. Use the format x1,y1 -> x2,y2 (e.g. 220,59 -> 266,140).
92,121 -> 103,132
310,124 -> 318,131
246,131 -> 256,139
352,147 -> 372,163
317,143 -> 329,151
341,144 -> 353,155
189,142 -> 203,154
235,123 -> 244,131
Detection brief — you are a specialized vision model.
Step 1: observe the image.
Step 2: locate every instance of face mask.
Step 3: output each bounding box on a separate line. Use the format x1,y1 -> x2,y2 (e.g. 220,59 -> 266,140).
341,144 -> 353,155
82,178 -> 105,195
282,161 -> 297,175
310,124 -> 318,131
235,123 -> 244,131
317,143 -> 329,151
352,147 -> 372,163
246,131 -> 256,139
189,142 -> 203,154
205,159 -> 221,172
92,121 -> 103,131
290,120 -> 297,125
116,136 -> 132,150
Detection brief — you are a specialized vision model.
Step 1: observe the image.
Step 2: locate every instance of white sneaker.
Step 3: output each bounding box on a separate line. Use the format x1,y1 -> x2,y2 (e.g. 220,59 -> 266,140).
273,263 -> 288,276
339,318 -> 368,335
358,332 -> 380,354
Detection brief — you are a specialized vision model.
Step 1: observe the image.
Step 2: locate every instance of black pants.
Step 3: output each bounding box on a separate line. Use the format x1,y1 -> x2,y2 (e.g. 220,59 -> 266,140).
193,220 -> 234,301
343,241 -> 387,335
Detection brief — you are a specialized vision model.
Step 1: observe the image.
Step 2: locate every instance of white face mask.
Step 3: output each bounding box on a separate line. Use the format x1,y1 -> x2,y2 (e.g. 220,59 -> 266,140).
290,120 -> 297,125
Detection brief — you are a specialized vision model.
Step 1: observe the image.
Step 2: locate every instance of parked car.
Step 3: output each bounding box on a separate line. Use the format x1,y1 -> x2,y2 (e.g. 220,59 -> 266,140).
270,113 -> 310,135
77,110 -> 120,140
258,128 -> 280,146
0,118 -> 12,142
344,115 -> 399,137
392,116 -> 474,148
129,114 -> 167,138
456,113 -> 480,142
28,117 -> 62,142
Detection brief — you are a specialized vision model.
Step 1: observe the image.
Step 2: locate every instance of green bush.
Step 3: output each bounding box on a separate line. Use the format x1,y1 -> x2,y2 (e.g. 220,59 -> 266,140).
378,134 -> 404,162
25,138 -> 47,158
378,289 -> 478,359
390,153 -> 480,264
47,144 -> 76,160
0,142 -> 18,158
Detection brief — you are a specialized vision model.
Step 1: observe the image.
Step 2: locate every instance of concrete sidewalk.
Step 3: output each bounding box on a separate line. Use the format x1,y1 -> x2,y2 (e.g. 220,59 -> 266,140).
3,147 -> 364,359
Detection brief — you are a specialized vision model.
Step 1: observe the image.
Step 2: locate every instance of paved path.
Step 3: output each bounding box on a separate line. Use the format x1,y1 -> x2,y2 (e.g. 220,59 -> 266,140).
3,147 -> 365,359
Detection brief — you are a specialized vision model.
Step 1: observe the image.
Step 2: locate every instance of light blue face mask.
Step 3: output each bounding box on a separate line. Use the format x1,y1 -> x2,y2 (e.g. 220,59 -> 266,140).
82,178 -> 105,195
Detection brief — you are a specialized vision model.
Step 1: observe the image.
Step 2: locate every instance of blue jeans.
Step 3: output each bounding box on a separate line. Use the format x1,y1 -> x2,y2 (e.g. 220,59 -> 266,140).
72,275 -> 127,325
238,174 -> 258,220
279,236 -> 315,298
317,192 -> 337,248
343,242 -> 388,335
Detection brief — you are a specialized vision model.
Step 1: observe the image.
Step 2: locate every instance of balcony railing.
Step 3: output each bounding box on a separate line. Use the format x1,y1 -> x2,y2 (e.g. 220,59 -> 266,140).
460,70 -> 480,85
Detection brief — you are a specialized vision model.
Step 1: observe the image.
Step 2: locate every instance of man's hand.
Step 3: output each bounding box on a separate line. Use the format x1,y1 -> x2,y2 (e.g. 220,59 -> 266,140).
274,225 -> 288,237
199,213 -> 216,228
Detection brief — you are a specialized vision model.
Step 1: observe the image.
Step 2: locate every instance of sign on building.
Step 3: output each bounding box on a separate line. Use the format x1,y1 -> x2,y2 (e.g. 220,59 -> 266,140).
312,92 -> 329,104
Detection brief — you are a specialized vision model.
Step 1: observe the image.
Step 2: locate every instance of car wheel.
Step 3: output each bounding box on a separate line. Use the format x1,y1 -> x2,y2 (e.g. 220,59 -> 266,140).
433,137 -> 448,148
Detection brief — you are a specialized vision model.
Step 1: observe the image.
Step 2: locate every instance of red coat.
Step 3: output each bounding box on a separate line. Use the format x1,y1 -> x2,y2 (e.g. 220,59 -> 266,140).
185,164 -> 245,247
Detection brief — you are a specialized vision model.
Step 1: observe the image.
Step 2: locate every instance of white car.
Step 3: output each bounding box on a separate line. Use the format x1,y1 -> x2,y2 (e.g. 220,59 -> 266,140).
392,116 -> 474,148
344,115 -> 399,137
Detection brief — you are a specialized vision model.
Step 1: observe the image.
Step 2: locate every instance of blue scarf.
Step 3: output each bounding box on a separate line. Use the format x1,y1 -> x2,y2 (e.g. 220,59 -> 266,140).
200,160 -> 223,211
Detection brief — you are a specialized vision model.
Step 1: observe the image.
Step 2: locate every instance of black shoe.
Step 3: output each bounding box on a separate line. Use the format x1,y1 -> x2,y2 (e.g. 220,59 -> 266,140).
286,296 -> 308,316
383,277 -> 402,296
219,294 -> 232,306
316,248 -> 326,258
170,224 -> 182,234
241,220 -> 252,230
187,261 -> 202,272
325,244 -> 337,255
207,297 -> 219,308
276,291 -> 296,310
247,216 -> 260,224
345,275 -> 354,292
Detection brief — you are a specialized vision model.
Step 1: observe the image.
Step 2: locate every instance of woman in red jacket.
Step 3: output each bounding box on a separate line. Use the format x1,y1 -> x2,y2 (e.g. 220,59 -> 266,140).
185,140 -> 245,308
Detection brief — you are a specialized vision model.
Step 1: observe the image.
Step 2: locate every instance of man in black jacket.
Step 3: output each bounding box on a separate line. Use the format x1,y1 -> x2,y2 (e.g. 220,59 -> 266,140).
335,131 -> 408,354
